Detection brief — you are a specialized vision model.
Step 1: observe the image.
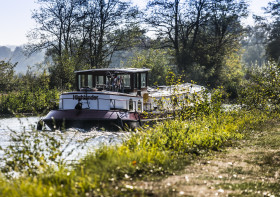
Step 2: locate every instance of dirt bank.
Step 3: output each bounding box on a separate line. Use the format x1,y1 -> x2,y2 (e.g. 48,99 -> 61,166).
130,121 -> 280,196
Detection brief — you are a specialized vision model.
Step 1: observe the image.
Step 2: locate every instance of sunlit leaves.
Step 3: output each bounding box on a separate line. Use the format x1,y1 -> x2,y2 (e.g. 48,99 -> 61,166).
239,62 -> 280,111
0,60 -> 17,92
125,49 -> 172,86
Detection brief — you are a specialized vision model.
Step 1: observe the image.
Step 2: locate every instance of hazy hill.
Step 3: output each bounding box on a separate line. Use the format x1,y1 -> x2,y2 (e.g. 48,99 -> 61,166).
0,45 -> 140,73
0,46 -> 45,73
0,46 -> 12,59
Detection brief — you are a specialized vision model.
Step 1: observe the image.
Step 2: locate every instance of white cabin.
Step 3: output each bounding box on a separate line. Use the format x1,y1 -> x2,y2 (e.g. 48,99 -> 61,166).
58,68 -> 150,112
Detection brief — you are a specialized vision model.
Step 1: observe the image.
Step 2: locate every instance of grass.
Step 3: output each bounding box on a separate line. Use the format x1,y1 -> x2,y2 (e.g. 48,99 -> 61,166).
0,109 -> 278,196
122,110 -> 280,196
219,182 -> 280,197
213,118 -> 280,197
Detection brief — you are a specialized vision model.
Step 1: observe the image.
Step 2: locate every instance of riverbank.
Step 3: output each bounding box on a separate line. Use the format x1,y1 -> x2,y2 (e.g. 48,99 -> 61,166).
129,119 -> 280,196
0,109 -> 278,196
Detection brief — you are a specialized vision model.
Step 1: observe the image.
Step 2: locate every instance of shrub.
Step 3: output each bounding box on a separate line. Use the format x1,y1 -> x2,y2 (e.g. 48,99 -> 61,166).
239,62 -> 280,111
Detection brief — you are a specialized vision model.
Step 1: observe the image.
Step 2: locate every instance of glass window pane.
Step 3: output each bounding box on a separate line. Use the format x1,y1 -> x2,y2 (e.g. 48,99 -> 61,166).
134,73 -> 139,89
141,73 -> 146,88
88,75 -> 93,88
78,75 -> 81,90
96,76 -> 104,84
81,75 -> 86,88
123,74 -> 130,88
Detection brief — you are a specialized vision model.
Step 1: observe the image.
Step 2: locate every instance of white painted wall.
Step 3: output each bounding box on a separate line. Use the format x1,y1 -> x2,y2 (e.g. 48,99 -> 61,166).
59,92 -> 143,112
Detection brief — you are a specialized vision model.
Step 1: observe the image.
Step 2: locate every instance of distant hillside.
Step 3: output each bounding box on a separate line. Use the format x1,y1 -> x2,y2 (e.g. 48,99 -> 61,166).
0,45 -> 141,73
0,46 -> 45,73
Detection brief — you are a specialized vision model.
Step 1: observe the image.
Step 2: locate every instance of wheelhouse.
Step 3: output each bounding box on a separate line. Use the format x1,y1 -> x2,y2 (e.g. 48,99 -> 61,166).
75,68 -> 150,93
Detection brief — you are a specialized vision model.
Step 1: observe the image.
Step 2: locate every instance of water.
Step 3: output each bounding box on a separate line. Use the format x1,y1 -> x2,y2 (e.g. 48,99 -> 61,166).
0,116 -> 128,162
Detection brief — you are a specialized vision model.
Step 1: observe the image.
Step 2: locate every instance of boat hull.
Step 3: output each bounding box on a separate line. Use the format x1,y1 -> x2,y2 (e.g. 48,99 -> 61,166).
42,109 -> 142,130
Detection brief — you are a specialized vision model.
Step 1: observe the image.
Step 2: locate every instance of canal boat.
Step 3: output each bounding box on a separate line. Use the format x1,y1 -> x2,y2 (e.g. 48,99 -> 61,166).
39,68 -> 205,130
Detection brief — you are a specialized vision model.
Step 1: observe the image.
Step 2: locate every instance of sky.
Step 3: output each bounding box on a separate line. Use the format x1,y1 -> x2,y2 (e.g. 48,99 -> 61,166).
0,0 -> 271,47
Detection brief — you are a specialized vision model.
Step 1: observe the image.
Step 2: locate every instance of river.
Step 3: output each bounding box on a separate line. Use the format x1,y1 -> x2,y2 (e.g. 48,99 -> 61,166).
0,116 -> 128,162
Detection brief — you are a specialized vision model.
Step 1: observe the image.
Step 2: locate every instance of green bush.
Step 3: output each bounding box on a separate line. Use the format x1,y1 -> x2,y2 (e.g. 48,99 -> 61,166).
0,88 -> 59,115
239,62 -> 280,111
0,69 -> 60,115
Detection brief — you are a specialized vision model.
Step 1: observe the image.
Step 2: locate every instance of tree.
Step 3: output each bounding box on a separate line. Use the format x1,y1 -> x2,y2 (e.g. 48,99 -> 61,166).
81,0 -> 143,68
145,0 -> 209,71
27,0 -> 143,88
27,0 -> 85,58
265,0 -> 280,63
242,17 -> 268,68
221,48 -> 244,99
194,0 -> 248,86
145,0 -> 248,87
239,62 -> 280,111
26,0 -> 87,88
0,60 -> 16,92
125,49 -> 173,85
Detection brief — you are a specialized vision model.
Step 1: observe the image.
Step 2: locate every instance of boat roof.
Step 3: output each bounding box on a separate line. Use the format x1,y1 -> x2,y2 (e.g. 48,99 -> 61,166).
75,68 -> 150,74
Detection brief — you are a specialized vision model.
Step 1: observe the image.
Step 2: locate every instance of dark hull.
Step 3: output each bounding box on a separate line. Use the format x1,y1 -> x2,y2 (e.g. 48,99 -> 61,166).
42,109 -> 142,131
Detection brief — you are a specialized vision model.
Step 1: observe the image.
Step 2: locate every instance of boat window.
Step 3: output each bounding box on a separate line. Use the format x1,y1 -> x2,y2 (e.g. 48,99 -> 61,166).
88,75 -> 93,88
129,99 -> 133,111
138,100 -> 142,111
134,73 -> 139,89
96,76 -> 104,85
117,74 -> 130,88
141,73 -> 146,88
78,75 -> 81,90
79,74 -> 87,89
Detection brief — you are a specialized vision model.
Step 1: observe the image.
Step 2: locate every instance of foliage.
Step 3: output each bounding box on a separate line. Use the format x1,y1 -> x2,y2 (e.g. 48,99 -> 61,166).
0,128 -> 87,196
22,0 -> 251,89
241,19 -> 268,67
0,167 -> 77,197
221,49 -> 244,99
265,0 -> 280,62
0,70 -> 59,115
26,0 -> 143,87
145,0 -> 248,87
0,125 -> 90,178
0,89 -> 59,115
0,60 -> 17,92
0,129 -> 64,177
266,33 -> 280,62
158,71 -> 223,119
48,51 -> 78,89
238,61 -> 280,111
125,49 -> 173,85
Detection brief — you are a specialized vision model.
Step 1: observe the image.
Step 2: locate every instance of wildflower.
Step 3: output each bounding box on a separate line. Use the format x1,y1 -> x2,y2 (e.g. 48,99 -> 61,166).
125,185 -> 133,189
124,174 -> 130,179
132,160 -> 137,166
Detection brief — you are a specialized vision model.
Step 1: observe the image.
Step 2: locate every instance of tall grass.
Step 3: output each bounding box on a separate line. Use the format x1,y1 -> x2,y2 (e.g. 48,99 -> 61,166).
0,109 -> 276,196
